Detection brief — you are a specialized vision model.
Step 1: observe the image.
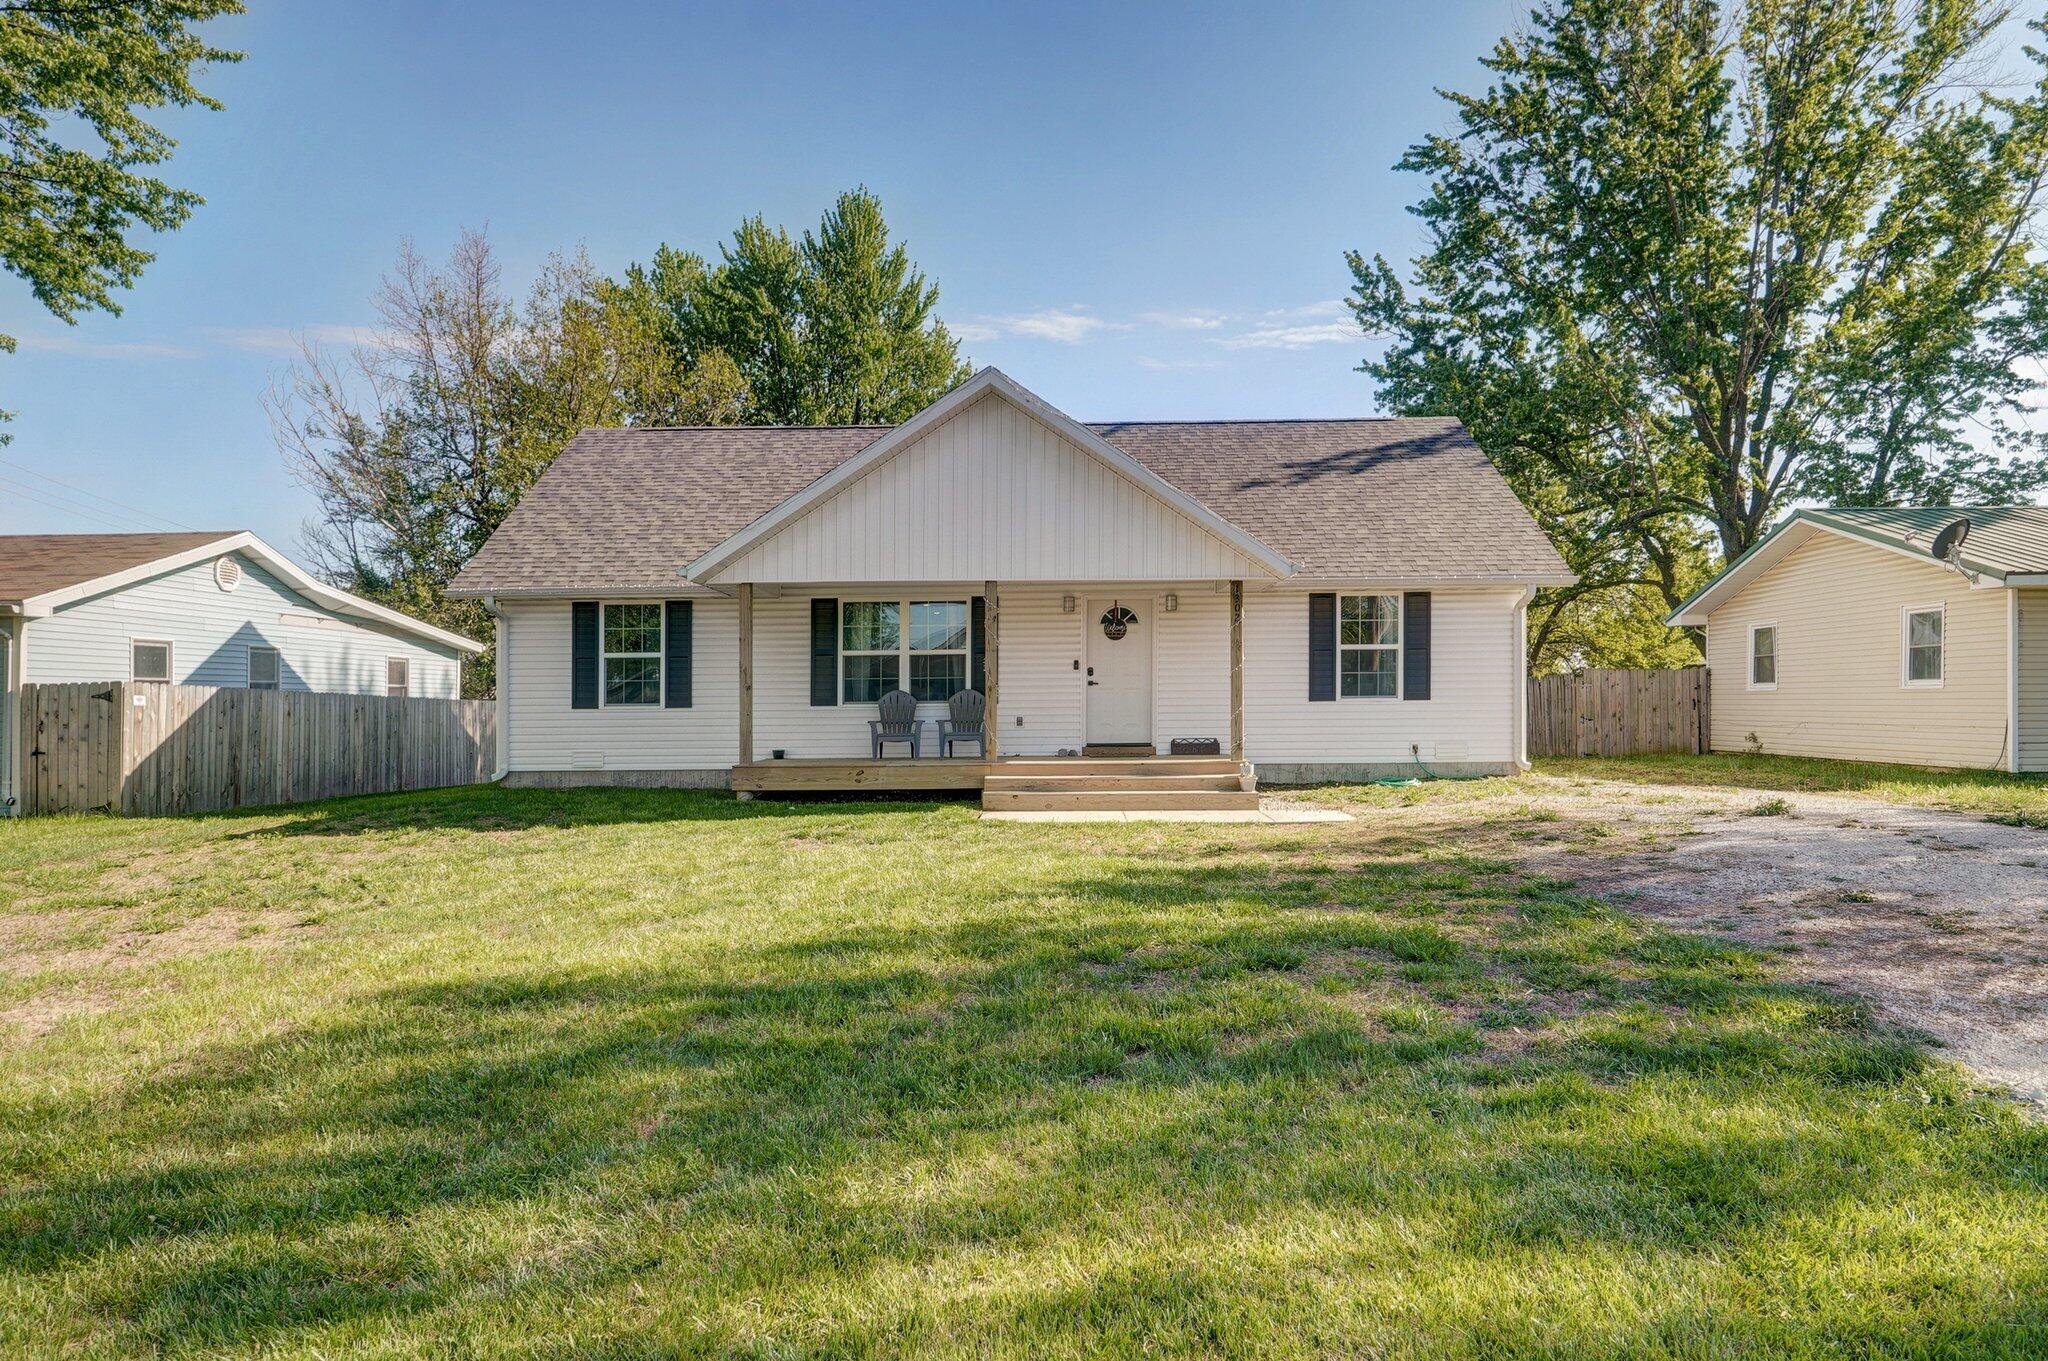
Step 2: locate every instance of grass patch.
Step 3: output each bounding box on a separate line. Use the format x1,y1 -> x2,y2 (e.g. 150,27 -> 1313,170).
1547,752 -> 2048,821
2,784 -> 2045,1357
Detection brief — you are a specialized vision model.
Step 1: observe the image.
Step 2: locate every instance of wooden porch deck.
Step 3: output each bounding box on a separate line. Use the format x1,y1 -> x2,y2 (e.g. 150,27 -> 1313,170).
730,757 -> 992,793
729,755 -> 1257,811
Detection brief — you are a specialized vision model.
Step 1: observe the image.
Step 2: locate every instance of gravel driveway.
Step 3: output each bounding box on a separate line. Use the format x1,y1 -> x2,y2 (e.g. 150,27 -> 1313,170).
1396,777 -> 2048,1105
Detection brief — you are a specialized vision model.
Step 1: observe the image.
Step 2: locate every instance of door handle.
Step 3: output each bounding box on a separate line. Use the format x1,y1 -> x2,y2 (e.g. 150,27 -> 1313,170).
1087,680 -> 1099,686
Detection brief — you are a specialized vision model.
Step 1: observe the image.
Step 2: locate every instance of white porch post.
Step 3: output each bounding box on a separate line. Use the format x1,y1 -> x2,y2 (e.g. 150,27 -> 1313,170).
738,583 -> 754,766
983,580 -> 1000,761
1229,580 -> 1244,760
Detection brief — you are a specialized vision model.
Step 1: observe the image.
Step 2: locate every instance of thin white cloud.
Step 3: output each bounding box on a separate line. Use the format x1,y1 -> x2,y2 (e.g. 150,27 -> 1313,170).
1217,301 -> 1358,350
15,332 -> 200,360
1136,356 -> 1223,371
952,307 -> 1133,345
202,323 -> 394,353
1140,310 -> 1229,331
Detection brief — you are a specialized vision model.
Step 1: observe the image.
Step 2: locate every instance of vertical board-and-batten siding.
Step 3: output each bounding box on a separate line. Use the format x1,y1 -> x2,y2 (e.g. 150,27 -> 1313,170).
2021,588 -> 2048,773
21,551 -> 462,696
1705,532 -> 2010,768
714,394 -> 1271,583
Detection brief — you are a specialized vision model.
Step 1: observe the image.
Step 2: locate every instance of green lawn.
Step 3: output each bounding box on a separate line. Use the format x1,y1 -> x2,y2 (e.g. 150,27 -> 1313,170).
1543,753 -> 2048,823
2,783 -> 2044,1357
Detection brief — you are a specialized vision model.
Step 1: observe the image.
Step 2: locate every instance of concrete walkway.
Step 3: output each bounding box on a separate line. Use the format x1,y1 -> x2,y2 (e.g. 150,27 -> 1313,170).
981,807 -> 1353,824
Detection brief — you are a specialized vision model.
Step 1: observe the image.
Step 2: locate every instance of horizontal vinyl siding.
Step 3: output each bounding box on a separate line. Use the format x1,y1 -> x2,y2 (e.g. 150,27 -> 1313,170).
2021,589 -> 2048,773
1242,589 -> 1519,764
22,553 -> 461,697
498,584 -> 1523,771
719,394 -> 1269,583
1705,533 -> 2008,769
502,598 -> 739,771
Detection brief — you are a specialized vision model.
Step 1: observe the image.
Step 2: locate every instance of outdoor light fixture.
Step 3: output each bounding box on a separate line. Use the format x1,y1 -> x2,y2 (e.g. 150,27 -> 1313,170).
1164,593 -> 1179,612
1061,594 -> 1076,612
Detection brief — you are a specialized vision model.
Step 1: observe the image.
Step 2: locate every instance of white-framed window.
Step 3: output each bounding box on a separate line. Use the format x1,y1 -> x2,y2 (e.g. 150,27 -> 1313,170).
247,645 -> 280,691
1338,593 -> 1401,698
841,599 -> 971,704
385,657 -> 410,699
1747,623 -> 1777,690
601,602 -> 663,707
130,639 -> 172,683
1902,604 -> 1945,688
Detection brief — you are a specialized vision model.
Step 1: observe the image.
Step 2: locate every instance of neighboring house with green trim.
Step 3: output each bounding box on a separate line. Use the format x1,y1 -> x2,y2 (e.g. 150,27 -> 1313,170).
448,368 -> 1575,789
0,532 -> 484,815
1669,506 -> 2048,773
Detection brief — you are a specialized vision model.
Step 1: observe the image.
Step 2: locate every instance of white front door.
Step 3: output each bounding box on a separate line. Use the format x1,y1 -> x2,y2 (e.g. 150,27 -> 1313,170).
1085,597 -> 1152,745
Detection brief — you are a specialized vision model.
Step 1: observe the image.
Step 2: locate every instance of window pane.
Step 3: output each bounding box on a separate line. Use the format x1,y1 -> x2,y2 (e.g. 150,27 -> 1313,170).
909,601 -> 967,651
1753,654 -> 1776,685
842,601 -> 900,653
249,647 -> 280,689
386,658 -> 409,697
132,642 -> 170,682
1909,611 -> 1942,649
1908,644 -> 1943,682
603,603 -> 661,656
604,654 -> 661,705
1341,594 -> 1399,646
1753,627 -> 1775,658
1340,647 -> 1398,697
909,652 -> 965,702
843,653 -> 900,703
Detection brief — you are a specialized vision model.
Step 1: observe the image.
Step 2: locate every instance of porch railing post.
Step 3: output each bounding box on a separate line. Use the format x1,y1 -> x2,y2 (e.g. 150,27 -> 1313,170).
984,580 -> 1000,761
738,583 -> 754,765
1230,580 -> 1244,760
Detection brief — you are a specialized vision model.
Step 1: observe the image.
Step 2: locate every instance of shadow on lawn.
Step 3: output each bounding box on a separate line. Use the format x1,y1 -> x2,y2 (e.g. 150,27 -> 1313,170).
9,850 -> 2045,1354
214,782 -> 970,840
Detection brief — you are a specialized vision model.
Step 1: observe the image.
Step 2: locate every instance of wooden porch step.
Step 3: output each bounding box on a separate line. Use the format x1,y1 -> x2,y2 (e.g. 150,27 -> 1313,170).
985,773 -> 1245,793
983,788 -> 1263,812
993,757 -> 1240,777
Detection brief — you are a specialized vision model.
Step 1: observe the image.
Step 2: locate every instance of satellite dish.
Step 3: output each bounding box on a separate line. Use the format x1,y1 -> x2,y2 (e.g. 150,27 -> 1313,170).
1930,516 -> 1972,562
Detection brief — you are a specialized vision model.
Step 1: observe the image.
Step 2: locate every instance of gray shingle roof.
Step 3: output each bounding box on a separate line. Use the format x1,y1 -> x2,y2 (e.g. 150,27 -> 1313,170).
451,416 -> 1568,594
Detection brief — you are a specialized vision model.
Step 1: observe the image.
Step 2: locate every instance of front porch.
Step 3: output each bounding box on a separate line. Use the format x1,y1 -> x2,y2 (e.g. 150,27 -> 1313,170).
731,752 -> 1261,811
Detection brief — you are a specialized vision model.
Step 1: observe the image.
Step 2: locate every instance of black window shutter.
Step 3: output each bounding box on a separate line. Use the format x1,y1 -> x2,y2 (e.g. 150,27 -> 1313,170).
810,598 -> 839,706
1403,592 -> 1432,701
970,595 -> 986,693
1308,593 -> 1336,701
571,601 -> 599,709
664,600 -> 693,708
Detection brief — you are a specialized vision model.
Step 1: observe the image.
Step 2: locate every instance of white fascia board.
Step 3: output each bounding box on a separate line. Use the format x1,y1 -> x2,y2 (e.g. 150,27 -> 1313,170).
20,531 -> 486,654
681,368 -> 1299,583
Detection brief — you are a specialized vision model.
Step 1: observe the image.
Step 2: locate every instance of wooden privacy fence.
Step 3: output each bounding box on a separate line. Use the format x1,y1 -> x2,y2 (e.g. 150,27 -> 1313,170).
18,682 -> 496,817
1527,666 -> 1708,759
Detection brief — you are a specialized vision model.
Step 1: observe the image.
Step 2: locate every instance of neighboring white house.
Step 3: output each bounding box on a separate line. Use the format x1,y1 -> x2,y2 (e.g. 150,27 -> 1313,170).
1,531 -> 483,814
1668,506 -> 2048,773
448,368 -> 1572,806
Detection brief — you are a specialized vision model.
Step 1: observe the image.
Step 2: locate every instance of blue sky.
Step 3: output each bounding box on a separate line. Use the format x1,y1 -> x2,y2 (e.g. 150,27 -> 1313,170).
2,0 -> 1527,549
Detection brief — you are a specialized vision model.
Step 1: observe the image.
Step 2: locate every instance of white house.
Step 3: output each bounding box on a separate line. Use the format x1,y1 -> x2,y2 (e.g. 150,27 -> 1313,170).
1668,505 -> 2048,773
449,369 -> 1572,810
1,531 -> 483,814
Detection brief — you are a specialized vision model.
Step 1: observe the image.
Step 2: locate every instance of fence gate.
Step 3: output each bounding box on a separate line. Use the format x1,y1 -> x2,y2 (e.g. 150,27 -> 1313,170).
1527,666 -> 1708,759
20,682 -> 126,815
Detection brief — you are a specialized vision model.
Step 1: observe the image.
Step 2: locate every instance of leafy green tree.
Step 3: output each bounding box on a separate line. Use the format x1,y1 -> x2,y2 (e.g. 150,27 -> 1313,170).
0,0 -> 241,423
272,233 -> 745,696
649,188 -> 971,424
1353,0 -> 2048,597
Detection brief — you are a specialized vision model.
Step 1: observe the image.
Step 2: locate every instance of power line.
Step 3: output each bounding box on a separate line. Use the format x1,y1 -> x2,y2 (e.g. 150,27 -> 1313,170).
0,455 -> 197,532
0,475 -> 171,534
